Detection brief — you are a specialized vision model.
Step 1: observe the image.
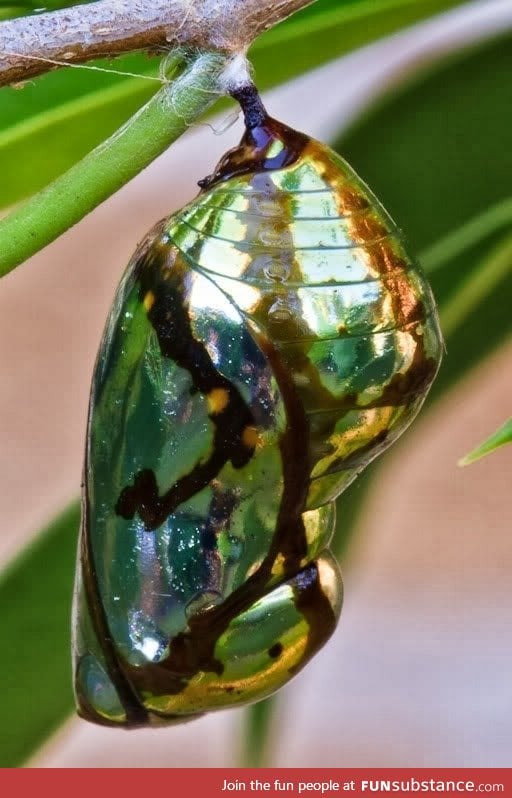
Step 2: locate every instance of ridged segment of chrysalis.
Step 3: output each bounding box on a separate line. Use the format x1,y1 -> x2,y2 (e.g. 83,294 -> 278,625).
72,89 -> 443,727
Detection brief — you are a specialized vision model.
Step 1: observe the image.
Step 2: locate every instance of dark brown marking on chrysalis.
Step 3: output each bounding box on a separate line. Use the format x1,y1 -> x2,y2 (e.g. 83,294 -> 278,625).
360,238 -> 424,329
253,329 -> 337,650
289,562 -> 337,673
198,84 -> 309,190
299,137 -> 427,333
378,323 -> 439,406
300,138 -> 371,215
201,485 -> 240,594
124,322 -> 332,699
115,246 -> 256,530
200,485 -> 239,552
268,642 -> 283,659
251,328 -> 310,574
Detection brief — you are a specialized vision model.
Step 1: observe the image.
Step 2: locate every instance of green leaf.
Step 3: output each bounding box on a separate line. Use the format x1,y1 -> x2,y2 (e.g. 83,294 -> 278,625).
0,0 -> 93,16
0,76 -> 157,208
438,232 -> 512,338
0,7 -> 28,19
458,418 -> 512,466
0,503 -> 79,767
251,0 -> 465,87
421,198 -> 512,273
0,0 -> 466,209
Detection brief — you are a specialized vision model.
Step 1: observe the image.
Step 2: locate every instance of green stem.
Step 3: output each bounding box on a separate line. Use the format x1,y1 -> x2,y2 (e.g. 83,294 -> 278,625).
420,197 -> 512,273
439,231 -> 512,337
0,50 -> 228,277
242,694 -> 278,767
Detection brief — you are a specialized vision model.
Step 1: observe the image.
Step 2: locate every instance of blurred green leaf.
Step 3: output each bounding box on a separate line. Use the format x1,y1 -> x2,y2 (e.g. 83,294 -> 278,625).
458,418 -> 512,466
439,232 -> 512,338
0,503 -> 79,767
0,0 -> 93,16
0,7 -> 28,19
0,0 -> 465,208
0,77 -> 158,209
421,198 -> 512,273
252,0 -> 464,87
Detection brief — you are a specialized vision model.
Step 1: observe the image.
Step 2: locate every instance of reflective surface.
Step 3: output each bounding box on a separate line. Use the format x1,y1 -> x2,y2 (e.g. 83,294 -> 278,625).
73,114 -> 442,726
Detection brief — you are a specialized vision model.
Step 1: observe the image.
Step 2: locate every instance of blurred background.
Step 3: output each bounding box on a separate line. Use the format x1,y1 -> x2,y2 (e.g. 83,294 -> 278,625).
0,0 -> 511,767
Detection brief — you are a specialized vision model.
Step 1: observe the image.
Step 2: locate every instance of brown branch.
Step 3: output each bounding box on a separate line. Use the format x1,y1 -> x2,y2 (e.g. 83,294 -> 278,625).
0,0 -> 316,87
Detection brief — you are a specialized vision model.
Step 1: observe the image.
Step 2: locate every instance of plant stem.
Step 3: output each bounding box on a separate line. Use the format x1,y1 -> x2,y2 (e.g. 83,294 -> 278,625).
0,51 -> 228,277
242,695 -> 278,767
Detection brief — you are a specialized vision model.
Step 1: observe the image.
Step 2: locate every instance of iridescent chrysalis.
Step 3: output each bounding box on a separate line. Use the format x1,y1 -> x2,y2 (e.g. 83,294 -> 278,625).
72,84 -> 443,726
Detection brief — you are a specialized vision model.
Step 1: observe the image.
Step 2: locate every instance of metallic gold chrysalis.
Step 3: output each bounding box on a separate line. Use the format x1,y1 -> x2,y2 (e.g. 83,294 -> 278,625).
72,86 -> 443,727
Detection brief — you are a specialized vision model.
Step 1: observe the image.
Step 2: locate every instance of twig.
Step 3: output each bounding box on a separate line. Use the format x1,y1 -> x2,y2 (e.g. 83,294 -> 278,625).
0,0 -> 316,87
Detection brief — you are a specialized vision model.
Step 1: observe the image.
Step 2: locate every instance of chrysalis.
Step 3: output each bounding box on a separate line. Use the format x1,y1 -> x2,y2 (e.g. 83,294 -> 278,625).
72,85 -> 443,726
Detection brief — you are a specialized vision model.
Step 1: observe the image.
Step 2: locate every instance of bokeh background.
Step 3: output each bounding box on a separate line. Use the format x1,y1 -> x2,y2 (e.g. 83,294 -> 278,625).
0,0 -> 511,767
